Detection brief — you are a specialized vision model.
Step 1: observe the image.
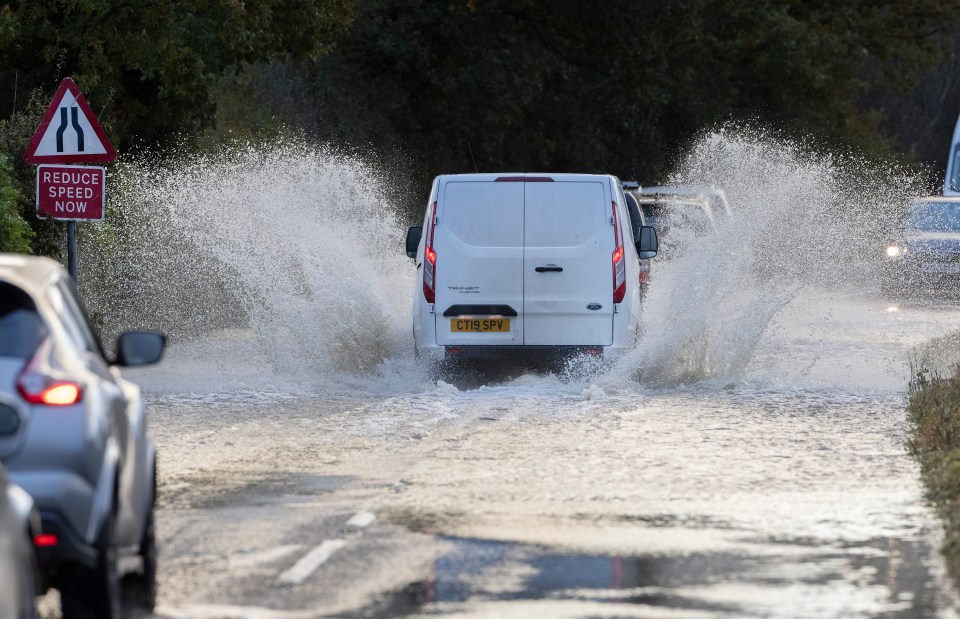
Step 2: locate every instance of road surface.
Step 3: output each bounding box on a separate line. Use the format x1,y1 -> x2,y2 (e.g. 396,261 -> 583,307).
36,286 -> 957,618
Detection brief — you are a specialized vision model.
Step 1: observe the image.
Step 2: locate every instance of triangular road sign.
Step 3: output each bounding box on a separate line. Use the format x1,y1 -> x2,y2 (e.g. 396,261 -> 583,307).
24,78 -> 117,164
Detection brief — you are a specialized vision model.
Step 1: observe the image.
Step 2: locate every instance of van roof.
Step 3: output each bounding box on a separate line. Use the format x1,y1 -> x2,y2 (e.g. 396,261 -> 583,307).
436,173 -> 616,184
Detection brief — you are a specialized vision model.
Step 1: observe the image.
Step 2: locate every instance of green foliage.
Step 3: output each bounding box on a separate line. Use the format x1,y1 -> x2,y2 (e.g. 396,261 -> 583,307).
908,361 -> 960,586
0,91 -> 60,255
0,152 -> 30,253
0,0 -> 353,257
308,0 -> 959,209
0,0 -> 956,249
0,1 -> 353,151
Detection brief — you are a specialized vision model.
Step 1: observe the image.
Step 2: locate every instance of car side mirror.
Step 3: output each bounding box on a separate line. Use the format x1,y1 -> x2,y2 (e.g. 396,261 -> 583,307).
115,331 -> 166,367
636,226 -> 658,259
405,226 -> 422,259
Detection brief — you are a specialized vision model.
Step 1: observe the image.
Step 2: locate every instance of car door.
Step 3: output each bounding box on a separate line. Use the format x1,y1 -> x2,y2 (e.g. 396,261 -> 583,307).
523,177 -> 615,346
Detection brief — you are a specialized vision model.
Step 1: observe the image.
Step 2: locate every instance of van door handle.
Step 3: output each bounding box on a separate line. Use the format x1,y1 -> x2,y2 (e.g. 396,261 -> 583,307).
535,266 -> 563,272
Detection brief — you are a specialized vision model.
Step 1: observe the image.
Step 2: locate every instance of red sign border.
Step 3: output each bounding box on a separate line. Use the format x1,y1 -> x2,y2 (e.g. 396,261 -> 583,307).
24,78 -> 117,164
35,164 -> 107,221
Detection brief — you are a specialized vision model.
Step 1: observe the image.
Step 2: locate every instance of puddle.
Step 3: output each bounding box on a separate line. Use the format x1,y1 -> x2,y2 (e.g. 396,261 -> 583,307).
351,534 -> 943,618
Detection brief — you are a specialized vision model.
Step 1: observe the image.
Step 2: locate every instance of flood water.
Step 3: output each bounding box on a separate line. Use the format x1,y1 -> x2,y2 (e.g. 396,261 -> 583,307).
72,131 -> 960,618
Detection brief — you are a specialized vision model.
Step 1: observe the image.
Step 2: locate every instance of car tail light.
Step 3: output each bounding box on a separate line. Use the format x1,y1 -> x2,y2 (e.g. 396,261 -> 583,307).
612,201 -> 626,303
33,533 -> 59,547
423,201 -> 438,304
16,338 -> 83,406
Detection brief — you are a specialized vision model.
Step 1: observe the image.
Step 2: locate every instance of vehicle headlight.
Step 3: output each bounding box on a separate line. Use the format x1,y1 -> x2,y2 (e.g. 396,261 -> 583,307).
886,245 -> 903,257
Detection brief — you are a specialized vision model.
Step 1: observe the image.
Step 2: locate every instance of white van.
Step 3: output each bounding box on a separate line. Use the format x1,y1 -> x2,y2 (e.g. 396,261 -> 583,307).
404,173 -> 658,364
946,114 -> 960,196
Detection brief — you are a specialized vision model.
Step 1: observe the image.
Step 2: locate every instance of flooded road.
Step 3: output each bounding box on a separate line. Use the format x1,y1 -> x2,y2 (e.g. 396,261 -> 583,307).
44,132 -> 959,617
85,287 -> 954,619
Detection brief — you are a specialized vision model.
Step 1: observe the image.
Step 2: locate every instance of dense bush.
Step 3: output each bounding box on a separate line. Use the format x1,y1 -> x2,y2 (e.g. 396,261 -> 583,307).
1,1 -> 960,250
908,361 -> 960,583
0,154 -> 29,253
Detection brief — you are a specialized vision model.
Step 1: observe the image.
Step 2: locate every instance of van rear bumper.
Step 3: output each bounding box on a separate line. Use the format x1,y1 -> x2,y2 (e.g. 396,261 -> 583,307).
443,345 -> 606,361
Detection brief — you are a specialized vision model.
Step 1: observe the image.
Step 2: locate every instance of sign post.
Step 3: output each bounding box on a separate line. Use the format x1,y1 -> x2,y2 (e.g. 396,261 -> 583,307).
24,78 -> 116,283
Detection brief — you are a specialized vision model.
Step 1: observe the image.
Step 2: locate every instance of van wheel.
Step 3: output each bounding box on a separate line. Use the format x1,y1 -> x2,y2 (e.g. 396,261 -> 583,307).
60,508 -> 122,619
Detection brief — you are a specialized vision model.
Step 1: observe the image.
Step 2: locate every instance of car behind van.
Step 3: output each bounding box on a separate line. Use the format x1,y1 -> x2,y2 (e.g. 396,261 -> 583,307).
405,173 -> 658,366
884,196 -> 960,291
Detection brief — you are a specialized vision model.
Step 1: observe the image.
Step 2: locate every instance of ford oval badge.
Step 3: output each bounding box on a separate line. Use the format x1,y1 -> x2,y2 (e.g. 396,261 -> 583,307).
586,303 -> 602,311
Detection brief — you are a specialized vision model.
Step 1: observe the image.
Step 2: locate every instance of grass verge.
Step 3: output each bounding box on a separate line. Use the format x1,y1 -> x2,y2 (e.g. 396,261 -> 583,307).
908,338 -> 960,582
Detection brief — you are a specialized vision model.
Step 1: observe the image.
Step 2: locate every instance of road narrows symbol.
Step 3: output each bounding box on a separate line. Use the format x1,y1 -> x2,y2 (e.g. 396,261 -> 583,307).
55,107 -> 85,153
55,108 -> 67,153
71,107 -> 84,151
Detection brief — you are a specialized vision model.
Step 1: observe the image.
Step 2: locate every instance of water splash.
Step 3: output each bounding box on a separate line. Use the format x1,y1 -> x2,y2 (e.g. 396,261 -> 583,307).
621,127 -> 926,386
80,139 -> 417,381
81,129 -> 928,392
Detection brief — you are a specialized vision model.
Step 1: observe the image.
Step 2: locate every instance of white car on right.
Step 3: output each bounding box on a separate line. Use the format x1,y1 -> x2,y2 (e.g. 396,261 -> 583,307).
884,196 -> 960,291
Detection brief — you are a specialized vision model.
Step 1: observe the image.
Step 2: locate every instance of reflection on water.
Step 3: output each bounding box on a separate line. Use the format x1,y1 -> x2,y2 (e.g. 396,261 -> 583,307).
355,534 -> 941,618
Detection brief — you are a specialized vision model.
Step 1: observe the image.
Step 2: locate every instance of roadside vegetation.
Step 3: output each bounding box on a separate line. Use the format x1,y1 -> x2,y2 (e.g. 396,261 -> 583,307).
908,332 -> 960,583
2,1 -> 960,255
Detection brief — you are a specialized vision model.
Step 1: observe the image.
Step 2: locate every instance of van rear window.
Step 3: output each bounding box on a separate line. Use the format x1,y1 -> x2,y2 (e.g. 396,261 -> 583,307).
525,182 -> 607,247
0,283 -> 48,358
441,182 -> 524,247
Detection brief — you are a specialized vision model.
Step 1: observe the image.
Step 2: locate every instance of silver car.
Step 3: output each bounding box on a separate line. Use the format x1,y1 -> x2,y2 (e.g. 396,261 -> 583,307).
0,254 -> 164,618
885,197 -> 960,292
0,461 -> 40,619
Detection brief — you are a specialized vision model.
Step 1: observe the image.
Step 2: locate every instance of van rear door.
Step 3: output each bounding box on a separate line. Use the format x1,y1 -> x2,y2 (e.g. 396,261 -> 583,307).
434,179 -> 524,346
523,178 -> 614,345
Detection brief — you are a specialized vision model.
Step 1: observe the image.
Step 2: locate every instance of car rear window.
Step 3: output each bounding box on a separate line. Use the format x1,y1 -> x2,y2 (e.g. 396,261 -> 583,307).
524,181 -> 607,247
0,283 -> 48,358
441,182 -> 524,247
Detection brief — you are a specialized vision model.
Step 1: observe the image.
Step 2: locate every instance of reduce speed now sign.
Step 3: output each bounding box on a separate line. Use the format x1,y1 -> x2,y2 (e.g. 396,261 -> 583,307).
36,164 -> 106,221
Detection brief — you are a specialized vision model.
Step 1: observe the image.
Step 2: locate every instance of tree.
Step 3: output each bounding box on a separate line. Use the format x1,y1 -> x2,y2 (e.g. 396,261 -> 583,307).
0,1 -> 352,150
0,0 -> 353,255
308,0 -> 960,212
0,153 -> 31,253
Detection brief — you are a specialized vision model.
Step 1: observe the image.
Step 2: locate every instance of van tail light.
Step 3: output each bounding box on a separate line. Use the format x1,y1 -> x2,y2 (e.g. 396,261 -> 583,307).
611,201 -> 626,303
16,339 -> 83,406
612,245 -> 626,303
423,201 -> 438,304
423,245 -> 437,303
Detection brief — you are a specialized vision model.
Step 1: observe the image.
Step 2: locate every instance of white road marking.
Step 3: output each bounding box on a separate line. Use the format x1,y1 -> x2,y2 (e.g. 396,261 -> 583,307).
277,539 -> 347,585
345,510 -> 376,529
229,544 -> 303,569
156,604 -> 316,619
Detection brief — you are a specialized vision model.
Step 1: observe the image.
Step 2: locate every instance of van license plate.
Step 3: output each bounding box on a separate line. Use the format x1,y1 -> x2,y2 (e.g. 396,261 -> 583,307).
450,318 -> 510,332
